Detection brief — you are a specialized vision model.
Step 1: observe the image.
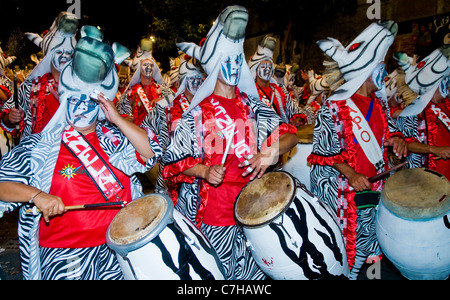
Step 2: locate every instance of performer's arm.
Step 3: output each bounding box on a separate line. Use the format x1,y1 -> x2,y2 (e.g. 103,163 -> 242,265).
182,164 -> 225,187
332,162 -> 371,192
240,132 -> 298,180
0,181 -> 64,223
407,142 -> 450,160
98,93 -> 155,161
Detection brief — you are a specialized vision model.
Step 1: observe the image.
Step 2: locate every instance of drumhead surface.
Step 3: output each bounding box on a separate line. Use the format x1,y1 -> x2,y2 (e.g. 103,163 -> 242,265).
108,194 -> 169,245
296,124 -> 314,144
382,168 -> 450,219
235,172 -> 295,227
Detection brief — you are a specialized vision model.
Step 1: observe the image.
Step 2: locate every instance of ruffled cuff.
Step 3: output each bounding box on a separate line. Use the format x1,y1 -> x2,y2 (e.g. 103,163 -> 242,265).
162,156 -> 203,184
289,113 -> 307,126
0,109 -> 24,136
307,151 -> 347,167
261,123 -> 297,150
0,85 -> 12,102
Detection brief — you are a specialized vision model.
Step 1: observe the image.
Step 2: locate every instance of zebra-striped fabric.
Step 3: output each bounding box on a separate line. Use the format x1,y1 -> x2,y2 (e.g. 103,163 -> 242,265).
2,78 -> 34,137
0,121 -> 161,279
40,244 -> 123,280
200,224 -> 266,280
308,96 -> 399,278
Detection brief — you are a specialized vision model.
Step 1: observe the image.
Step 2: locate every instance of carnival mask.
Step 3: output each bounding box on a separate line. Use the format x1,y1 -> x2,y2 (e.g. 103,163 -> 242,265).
66,94 -> 99,128
141,59 -> 154,78
51,48 -> 74,72
372,63 -> 388,90
220,53 -> 243,86
257,60 -> 274,81
439,76 -> 450,98
186,75 -> 203,95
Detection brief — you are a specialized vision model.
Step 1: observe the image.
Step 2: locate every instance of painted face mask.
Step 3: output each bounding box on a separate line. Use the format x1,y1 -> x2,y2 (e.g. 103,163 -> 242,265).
220,53 -> 243,86
257,60 -> 274,81
439,76 -> 450,98
66,94 -> 99,128
372,63 -> 388,90
51,48 -> 74,72
186,75 -> 203,95
140,59 -> 154,78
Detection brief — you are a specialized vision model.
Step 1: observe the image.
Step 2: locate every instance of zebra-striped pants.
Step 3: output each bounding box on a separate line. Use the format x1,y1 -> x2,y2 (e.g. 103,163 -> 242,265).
39,244 -> 124,280
200,224 -> 267,280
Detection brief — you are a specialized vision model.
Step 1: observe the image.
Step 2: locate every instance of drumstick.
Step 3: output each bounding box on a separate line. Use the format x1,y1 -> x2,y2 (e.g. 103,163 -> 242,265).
221,123 -> 236,167
25,201 -> 126,214
368,161 -> 408,183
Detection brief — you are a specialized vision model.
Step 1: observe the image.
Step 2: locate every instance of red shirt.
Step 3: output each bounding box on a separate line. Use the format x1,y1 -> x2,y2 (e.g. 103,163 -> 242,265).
39,131 -> 133,248
202,95 -> 252,226
128,81 -> 162,126
351,93 -> 384,178
31,73 -> 60,134
425,99 -> 450,180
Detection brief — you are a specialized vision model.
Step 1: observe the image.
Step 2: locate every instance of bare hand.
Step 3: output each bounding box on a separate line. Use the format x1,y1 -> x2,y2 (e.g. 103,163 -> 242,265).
205,165 -> 225,186
384,136 -> 408,159
239,148 -> 278,180
6,107 -> 24,125
432,146 -> 450,160
97,93 -> 122,125
348,172 -> 371,192
32,192 -> 65,223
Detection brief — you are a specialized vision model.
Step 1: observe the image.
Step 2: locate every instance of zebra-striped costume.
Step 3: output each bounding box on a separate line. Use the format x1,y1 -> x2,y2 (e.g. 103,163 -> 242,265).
162,89 -> 296,279
307,96 -> 404,279
0,121 -> 162,279
396,98 -> 450,180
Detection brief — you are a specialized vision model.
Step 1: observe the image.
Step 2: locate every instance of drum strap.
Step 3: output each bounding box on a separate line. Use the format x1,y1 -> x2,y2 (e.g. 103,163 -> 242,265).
430,104 -> 450,133
354,191 -> 380,209
136,83 -> 155,113
62,126 -> 124,201
347,98 -> 384,170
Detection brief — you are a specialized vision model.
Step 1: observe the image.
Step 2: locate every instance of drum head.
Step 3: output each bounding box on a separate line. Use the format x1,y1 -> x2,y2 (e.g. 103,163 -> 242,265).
296,124 -> 314,144
382,168 -> 450,219
235,172 -> 295,227
107,194 -> 173,253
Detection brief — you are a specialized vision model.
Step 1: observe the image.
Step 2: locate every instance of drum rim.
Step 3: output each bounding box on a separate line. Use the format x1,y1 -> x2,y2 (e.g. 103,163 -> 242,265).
234,171 -> 295,228
106,193 -> 174,257
381,168 -> 450,220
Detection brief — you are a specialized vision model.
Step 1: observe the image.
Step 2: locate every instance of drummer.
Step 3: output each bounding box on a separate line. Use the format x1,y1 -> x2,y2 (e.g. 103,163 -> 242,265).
394,48 -> 450,181
248,34 -> 314,127
162,5 -> 298,280
307,20 -> 408,279
0,27 -> 162,280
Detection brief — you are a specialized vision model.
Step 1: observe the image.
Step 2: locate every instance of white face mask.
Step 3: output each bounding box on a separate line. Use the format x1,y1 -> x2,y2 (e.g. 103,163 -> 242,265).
186,75 -> 203,95
141,60 -> 154,78
219,53 -> 243,86
439,76 -> 450,98
66,94 -> 99,128
51,48 -> 74,72
371,63 -> 388,90
257,60 -> 274,81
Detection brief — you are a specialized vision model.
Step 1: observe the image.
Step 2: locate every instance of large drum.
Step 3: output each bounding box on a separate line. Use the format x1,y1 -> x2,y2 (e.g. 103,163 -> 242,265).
234,171 -> 348,280
281,124 -> 314,190
106,194 -> 226,280
376,168 -> 450,280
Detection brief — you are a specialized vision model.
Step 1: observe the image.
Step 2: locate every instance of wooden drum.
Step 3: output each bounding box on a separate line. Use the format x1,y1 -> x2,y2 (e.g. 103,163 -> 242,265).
234,171 -> 348,280
106,194 -> 226,280
376,168 -> 450,280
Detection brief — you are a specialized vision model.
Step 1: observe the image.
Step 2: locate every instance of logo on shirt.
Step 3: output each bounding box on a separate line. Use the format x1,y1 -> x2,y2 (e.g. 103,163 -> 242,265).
59,164 -> 84,180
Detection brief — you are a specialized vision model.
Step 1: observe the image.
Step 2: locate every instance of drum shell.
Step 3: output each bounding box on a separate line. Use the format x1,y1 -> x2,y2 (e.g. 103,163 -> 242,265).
376,200 -> 450,280
107,199 -> 226,280
281,143 -> 313,190
239,181 -> 348,280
